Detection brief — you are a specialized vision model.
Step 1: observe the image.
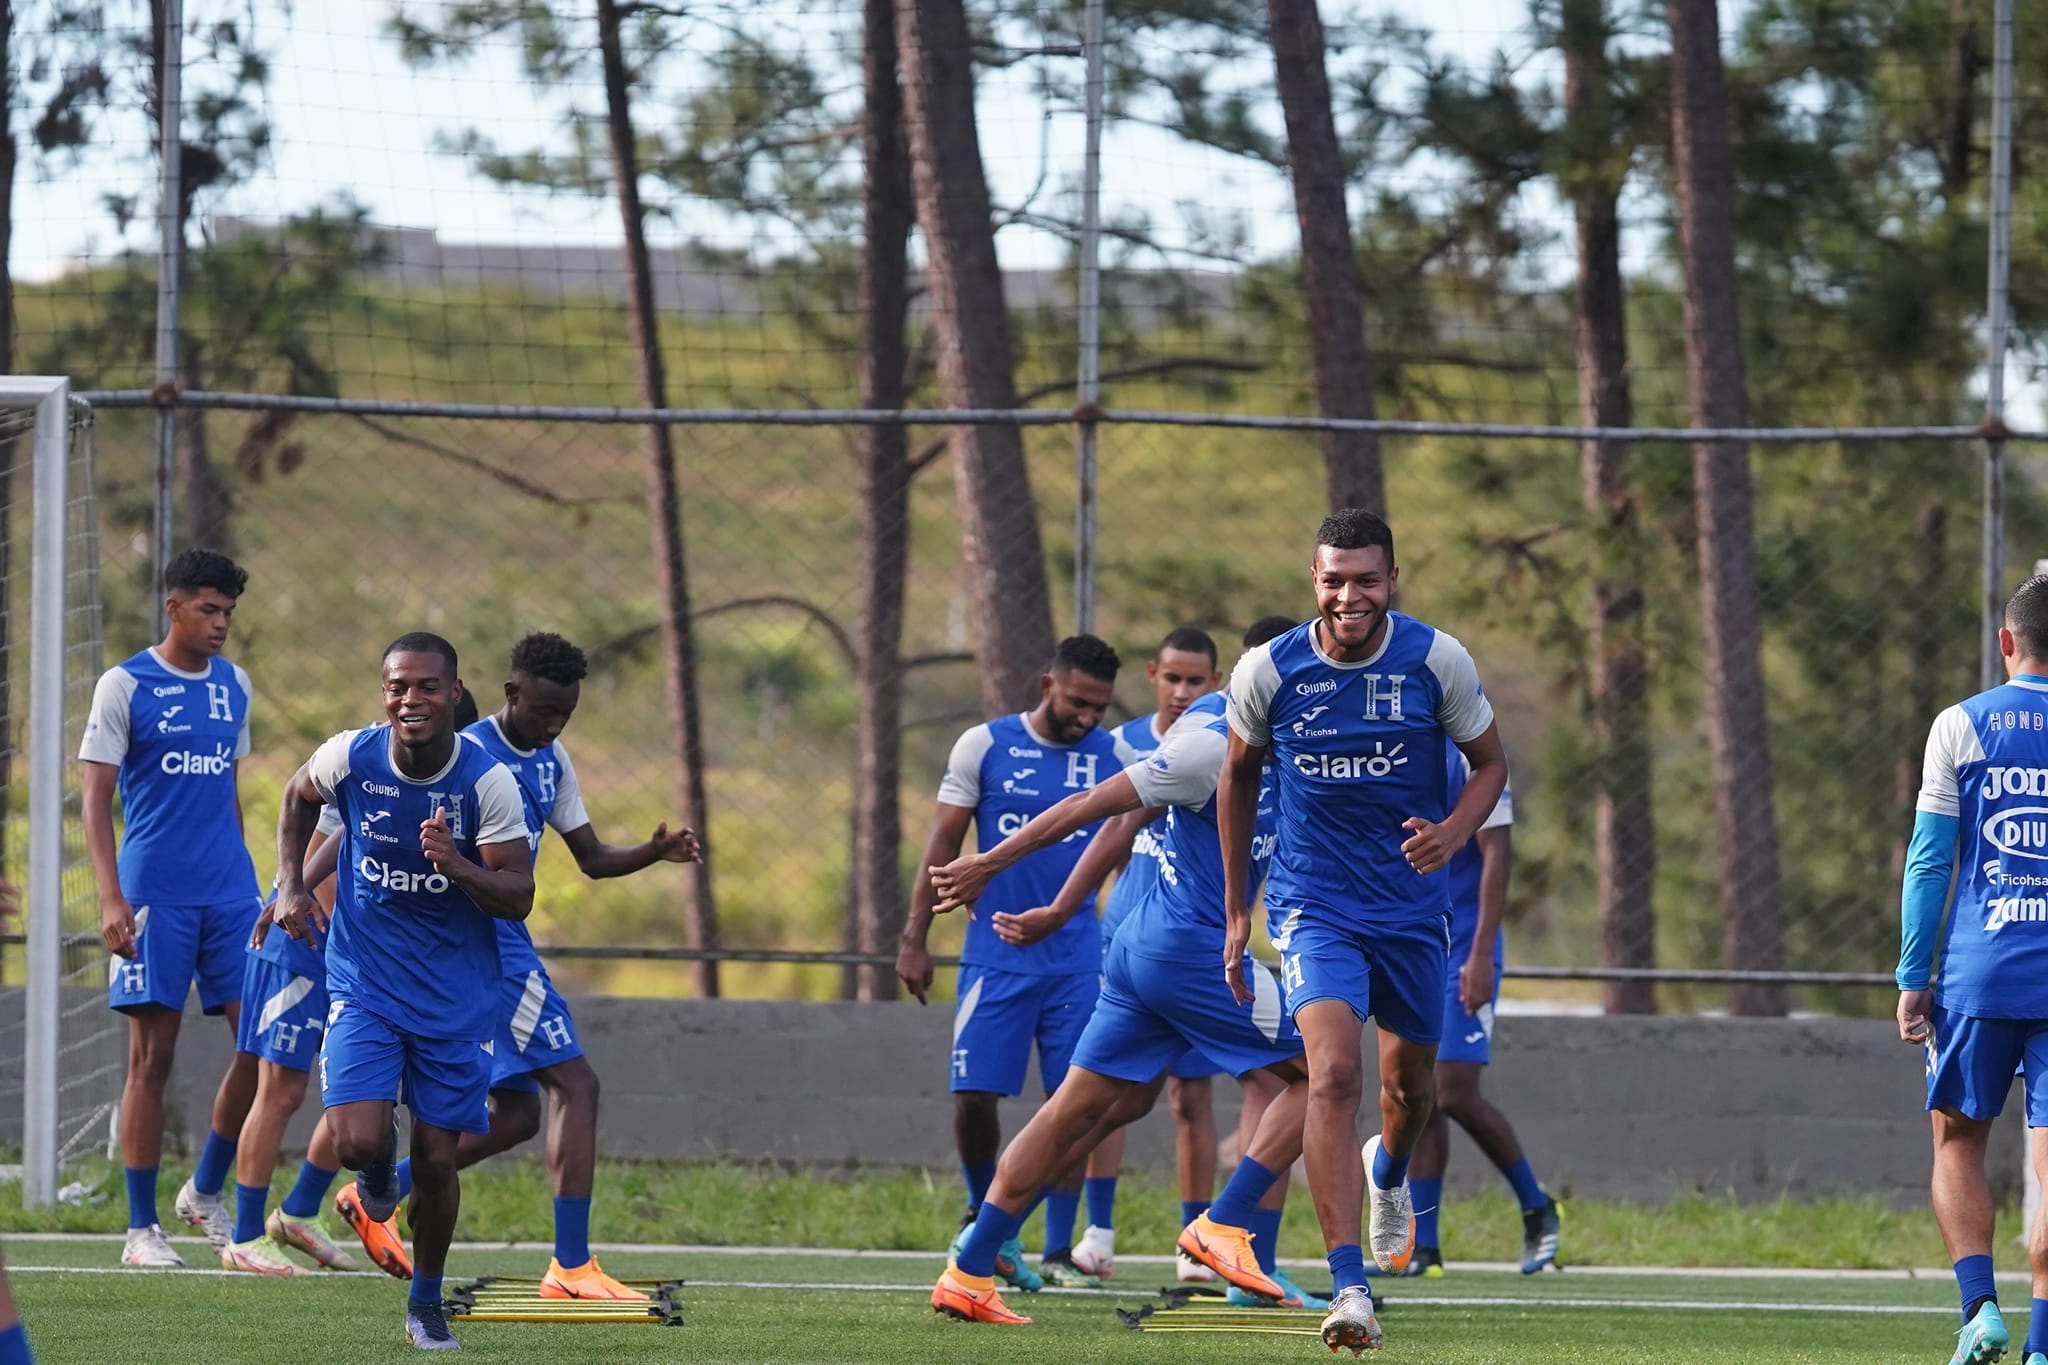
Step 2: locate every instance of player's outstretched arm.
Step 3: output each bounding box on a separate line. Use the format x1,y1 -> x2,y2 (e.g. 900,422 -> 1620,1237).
1460,826 -> 1512,1013
993,804 -> 1164,947
1216,731 -> 1267,1007
932,772 -> 1142,913
421,813 -> 535,920
896,802 -> 973,1005
79,761 -> 135,958
301,827 -> 341,912
559,820 -> 701,881
267,761 -> 330,949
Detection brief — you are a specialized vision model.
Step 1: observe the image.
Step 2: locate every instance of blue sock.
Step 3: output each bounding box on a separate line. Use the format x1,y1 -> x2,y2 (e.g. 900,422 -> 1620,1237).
233,1182 -> 269,1244
1207,1157 -> 1280,1230
409,1273 -> 443,1310
0,1322 -> 29,1365
1412,1176 -> 1444,1250
1370,1140 -> 1409,1191
957,1202 -> 1024,1279
1328,1243 -> 1370,1295
1955,1253 -> 1998,1321
962,1161 -> 995,1215
1043,1190 -> 1079,1256
2026,1297 -> 2048,1356
280,1159 -> 338,1219
554,1196 -> 592,1269
1500,1156 -> 1547,1211
124,1165 -> 159,1229
1181,1199 -> 1209,1229
1250,1207 -> 1283,1275
1084,1175 -> 1117,1230
192,1130 -> 238,1198
393,1157 -> 415,1200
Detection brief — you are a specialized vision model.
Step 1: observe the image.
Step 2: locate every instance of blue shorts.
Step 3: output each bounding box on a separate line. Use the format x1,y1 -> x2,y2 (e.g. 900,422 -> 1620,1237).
319,996 -> 493,1135
233,955 -> 329,1072
1271,908 -> 1450,1045
951,966 -> 1097,1097
1071,937 -> 1301,1084
108,898 -> 257,1016
1170,1047 -> 1223,1081
1435,945 -> 1504,1066
489,967 -> 583,1094
1924,1004 -> 2048,1124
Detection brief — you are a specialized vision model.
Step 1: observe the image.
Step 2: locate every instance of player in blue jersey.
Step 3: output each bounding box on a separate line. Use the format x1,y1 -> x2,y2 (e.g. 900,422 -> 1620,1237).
359,632 -> 701,1301
897,634 -> 1136,1290
1219,509 -> 1506,1355
271,633 -> 533,1351
1897,575 -> 2048,1365
78,548 -> 263,1269
1402,739 -> 1558,1279
1074,626 -> 1225,1284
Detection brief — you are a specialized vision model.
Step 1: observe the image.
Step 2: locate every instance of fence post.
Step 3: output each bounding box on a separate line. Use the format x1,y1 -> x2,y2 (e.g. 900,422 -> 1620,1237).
152,0 -> 183,635
1981,0 -> 2014,692
1072,0 -> 1105,634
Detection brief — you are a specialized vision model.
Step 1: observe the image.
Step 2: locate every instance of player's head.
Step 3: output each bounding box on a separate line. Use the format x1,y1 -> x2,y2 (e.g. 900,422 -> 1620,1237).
1311,509 -> 1398,655
2004,576 -> 2048,673
1038,634 -> 1121,743
452,685 -> 481,732
162,547 -> 247,659
502,632 -> 587,749
1242,615 -> 1299,650
381,631 -> 462,752
1146,626 -> 1219,726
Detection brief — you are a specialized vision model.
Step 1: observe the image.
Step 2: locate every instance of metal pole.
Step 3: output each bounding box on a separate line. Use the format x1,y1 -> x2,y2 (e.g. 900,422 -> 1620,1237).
1983,0 -> 2015,692
1072,0 -> 1105,633
152,0 -> 183,637
23,378 -> 70,1208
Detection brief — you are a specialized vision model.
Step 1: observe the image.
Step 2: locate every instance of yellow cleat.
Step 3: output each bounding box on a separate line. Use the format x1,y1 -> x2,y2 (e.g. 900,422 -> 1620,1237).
220,1236 -> 298,1276
932,1264 -> 1032,1324
267,1207 -> 360,1272
539,1256 -> 651,1301
335,1183 -> 412,1281
1176,1211 -> 1285,1301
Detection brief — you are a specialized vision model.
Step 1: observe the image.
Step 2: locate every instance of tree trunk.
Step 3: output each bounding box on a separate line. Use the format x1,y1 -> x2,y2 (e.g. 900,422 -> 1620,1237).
596,0 -> 719,996
1667,0 -> 1784,1015
896,0 -> 1055,714
1564,0 -> 1657,1014
845,0 -> 913,1002
0,0 -> 17,885
1264,0 -> 1383,515
177,336 -> 232,551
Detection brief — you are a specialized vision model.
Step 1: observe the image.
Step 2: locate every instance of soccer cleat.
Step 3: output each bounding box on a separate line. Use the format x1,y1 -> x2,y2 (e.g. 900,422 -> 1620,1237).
404,1301 -> 460,1351
1176,1211 -> 1285,1300
268,1207 -> 360,1271
1360,1136 -> 1416,1275
337,1183 -> 413,1280
1175,1248 -> 1219,1283
1399,1245 -> 1445,1278
2026,1355 -> 2046,1365
1520,1200 -> 1562,1273
539,1256 -> 651,1301
1037,1250 -> 1103,1288
1071,1223 -> 1115,1279
1228,1268 -> 1331,1310
120,1223 -> 186,1268
174,1177 -> 232,1253
1321,1284 -> 1386,1354
932,1264 -> 1032,1324
1950,1302 -> 2010,1365
948,1223 -> 1043,1293
220,1235 -> 299,1276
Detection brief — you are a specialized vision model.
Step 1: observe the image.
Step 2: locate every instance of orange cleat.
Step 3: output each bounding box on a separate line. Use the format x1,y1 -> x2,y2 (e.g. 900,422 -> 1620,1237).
539,1257 -> 651,1301
931,1264 -> 1033,1324
1177,1211 -> 1285,1301
335,1183 -> 413,1281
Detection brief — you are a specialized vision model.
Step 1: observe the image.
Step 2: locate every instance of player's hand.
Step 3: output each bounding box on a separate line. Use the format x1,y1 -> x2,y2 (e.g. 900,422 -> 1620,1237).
993,906 -> 1062,947
268,888 -> 328,947
650,822 -> 701,863
1898,989 -> 1934,1045
896,940 -> 935,1005
929,855 -> 992,914
101,896 -> 137,959
420,808 -> 459,871
1223,907 -> 1254,1007
1459,951 -> 1496,1014
1400,816 -> 1457,875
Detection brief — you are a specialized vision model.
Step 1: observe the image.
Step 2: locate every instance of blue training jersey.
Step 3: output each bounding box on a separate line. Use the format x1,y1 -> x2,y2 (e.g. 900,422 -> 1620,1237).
462,716 -> 594,978
308,726 -> 528,1039
1118,693 -> 1281,965
1227,616 -> 1494,927
78,648 -> 258,906
1102,711 -> 1172,947
1443,736 -> 1514,959
1916,677 -> 2048,1017
937,711 -> 1136,976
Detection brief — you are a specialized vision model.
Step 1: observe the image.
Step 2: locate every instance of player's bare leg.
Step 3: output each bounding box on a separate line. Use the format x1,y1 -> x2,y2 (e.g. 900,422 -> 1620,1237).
330,1098 -> 413,1280
1169,1075 -> 1217,1212
521,1057 -> 641,1300
117,1007 -> 186,1266
177,1017 -> 254,1253
403,1121 -> 464,1350
1294,1001 -> 1387,1352
1072,1126 -> 1126,1278
452,1090 -> 543,1167
1933,1108 -> 2008,1363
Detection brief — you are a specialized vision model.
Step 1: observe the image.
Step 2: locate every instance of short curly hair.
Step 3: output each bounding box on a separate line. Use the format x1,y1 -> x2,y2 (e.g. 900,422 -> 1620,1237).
509,632 -> 588,688
1049,633 -> 1121,684
165,547 -> 248,599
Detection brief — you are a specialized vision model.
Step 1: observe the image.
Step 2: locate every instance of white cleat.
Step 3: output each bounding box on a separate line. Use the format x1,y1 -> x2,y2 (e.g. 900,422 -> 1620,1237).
1320,1284 -> 1385,1354
268,1207 -> 361,1271
121,1223 -> 187,1268
1071,1224 -> 1115,1280
174,1177 -> 232,1253
1360,1136 -> 1416,1275
1175,1248 -> 1219,1283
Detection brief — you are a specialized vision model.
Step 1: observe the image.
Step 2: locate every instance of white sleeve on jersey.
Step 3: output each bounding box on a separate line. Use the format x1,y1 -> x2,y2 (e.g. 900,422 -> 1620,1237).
548,743 -> 592,833
1427,631 -> 1495,743
1127,721 -> 1228,811
231,663 -> 254,760
77,666 -> 137,764
305,730 -> 363,802
1454,748 -> 1515,830
1110,733 -> 1139,768
314,803 -> 346,837
936,724 -> 993,809
1226,645 -> 1281,748
473,765 -> 530,846
1917,704 -> 1981,818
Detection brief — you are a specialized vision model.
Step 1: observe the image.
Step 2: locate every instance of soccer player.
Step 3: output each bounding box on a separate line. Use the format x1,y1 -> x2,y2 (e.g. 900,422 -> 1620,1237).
78,547 -> 262,1268
1403,739 -> 1560,1278
365,632 -> 701,1301
1896,575 -> 2048,1365
270,633 -> 532,1350
1075,627 -> 1223,1284
1218,509 -> 1506,1354
928,621 -> 1313,1326
896,634 -> 1136,1290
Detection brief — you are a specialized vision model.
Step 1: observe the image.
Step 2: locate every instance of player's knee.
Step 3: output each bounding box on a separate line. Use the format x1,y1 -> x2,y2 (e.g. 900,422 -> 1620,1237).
956,1091 -> 1000,1127
493,1093 -> 543,1146
552,1062 -> 600,1116
127,1031 -> 178,1088
1308,1057 -> 1364,1110
333,1128 -> 383,1170
263,1069 -> 311,1114
1382,1069 -> 1432,1118
1167,1077 -> 1211,1124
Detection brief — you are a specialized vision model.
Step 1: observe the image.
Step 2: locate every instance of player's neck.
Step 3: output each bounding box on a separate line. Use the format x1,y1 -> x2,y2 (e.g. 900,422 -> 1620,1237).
492,708 -> 540,751
1314,616 -> 1387,664
154,634 -> 213,675
391,732 -> 456,780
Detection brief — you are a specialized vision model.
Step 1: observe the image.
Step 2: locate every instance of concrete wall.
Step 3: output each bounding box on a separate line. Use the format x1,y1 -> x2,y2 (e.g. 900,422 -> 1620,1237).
117,996 -> 2006,1203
